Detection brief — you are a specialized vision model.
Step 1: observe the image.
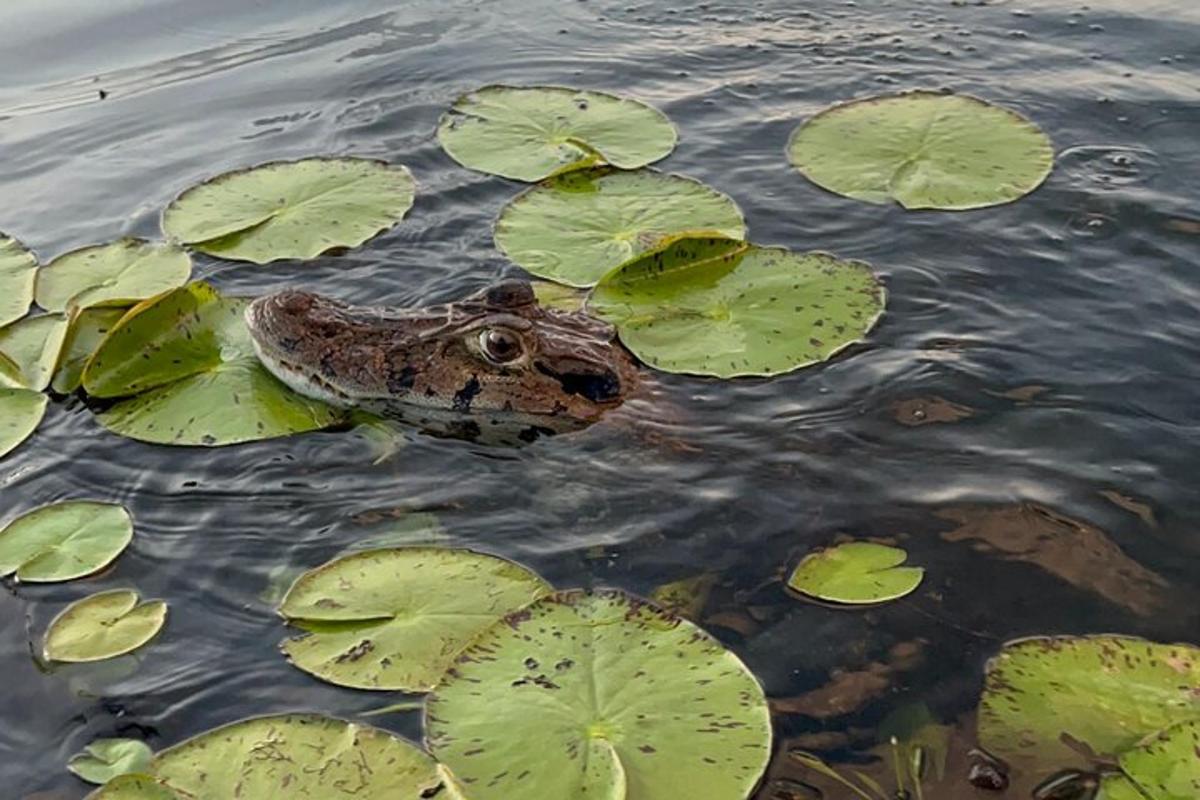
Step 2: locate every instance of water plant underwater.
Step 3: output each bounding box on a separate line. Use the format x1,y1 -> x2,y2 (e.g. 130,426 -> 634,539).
1,85 -> 1193,798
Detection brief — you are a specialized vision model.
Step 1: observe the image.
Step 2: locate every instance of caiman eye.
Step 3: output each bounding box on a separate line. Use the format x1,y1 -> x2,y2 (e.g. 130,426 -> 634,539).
479,328 -> 524,364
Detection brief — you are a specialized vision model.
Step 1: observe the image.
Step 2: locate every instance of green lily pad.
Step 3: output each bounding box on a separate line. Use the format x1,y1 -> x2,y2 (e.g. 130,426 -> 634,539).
161,158 -> 416,264
0,388 -> 47,460
53,307 -> 129,394
0,312 -> 70,390
589,235 -> 885,377
43,589 -> 167,662
531,280 -> 588,313
438,85 -> 677,182
278,547 -> 550,691
82,282 -> 342,445
1101,719 -> 1200,800
147,714 -> 442,798
978,636 -> 1200,768
0,234 -> 38,328
426,588 -> 773,800
36,240 -> 192,313
787,542 -> 924,604
0,350 -> 21,387
86,774 -> 179,800
787,91 -> 1054,210
0,501 -> 133,583
69,738 -> 154,785
494,168 -> 745,287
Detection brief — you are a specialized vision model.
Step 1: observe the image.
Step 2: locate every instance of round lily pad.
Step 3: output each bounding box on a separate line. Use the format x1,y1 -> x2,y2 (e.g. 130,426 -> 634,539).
82,282 -> 342,446
495,168 -> 746,286
69,738 -> 154,785
53,307 -> 129,394
589,236 -> 885,377
43,589 -> 167,662
787,91 -> 1054,210
278,547 -> 550,691
426,588 -> 773,800
0,233 -> 38,328
437,85 -> 678,182
147,714 -> 442,798
36,239 -> 191,313
161,158 -> 416,264
1102,718 -> 1200,800
787,542 -> 924,605
0,388 -> 47,460
0,312 -> 70,390
978,636 -> 1200,768
0,500 -> 133,583
86,774 -> 178,800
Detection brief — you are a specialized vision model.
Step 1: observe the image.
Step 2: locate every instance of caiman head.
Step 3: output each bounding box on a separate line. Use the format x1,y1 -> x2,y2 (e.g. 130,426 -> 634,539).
244,280 -> 638,425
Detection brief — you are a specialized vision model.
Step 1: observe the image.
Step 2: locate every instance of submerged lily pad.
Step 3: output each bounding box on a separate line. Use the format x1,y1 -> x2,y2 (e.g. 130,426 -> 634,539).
53,307 -> 129,394
147,714 -> 442,798
495,168 -> 746,287
86,774 -> 178,800
978,636 -> 1200,768
278,547 -> 550,691
0,501 -> 133,583
0,388 -> 47,460
82,282 -> 342,445
0,312 -> 70,390
1101,719 -> 1200,800
43,589 -> 167,662
589,235 -> 885,377
438,85 -> 677,181
69,738 -> 154,785
161,158 -> 416,264
426,588 -> 773,800
787,91 -> 1054,210
787,542 -> 924,605
0,234 -> 38,328
36,240 -> 192,313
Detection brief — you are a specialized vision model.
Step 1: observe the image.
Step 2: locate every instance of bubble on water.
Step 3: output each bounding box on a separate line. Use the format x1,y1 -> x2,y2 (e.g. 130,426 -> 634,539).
1058,145 -> 1161,188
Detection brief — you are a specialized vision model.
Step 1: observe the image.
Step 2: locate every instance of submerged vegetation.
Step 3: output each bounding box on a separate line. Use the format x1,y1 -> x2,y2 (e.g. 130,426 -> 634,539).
3,80 -> 1193,799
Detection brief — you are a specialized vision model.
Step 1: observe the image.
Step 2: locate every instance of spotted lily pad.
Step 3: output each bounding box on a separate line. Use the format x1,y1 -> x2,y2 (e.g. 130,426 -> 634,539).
0,312 -> 70,390
0,501 -> 133,583
53,307 -> 129,394
1100,719 -> 1200,800
589,235 -> 885,377
787,91 -> 1054,210
0,388 -> 47,460
36,240 -> 191,313
82,282 -> 342,445
161,158 -> 416,264
787,542 -> 924,604
86,774 -> 178,800
0,234 -> 38,328
426,588 -> 773,800
494,168 -> 745,286
278,547 -> 550,691
69,738 -> 154,785
146,714 -> 442,798
978,636 -> 1200,769
437,85 -> 677,182
43,589 -> 167,662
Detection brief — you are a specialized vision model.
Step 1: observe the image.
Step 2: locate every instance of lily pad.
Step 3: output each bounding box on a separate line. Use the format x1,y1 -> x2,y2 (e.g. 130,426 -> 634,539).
0,233 -> 38,328
278,547 -> 550,691
531,280 -> 588,313
86,774 -> 179,800
0,501 -> 133,583
495,168 -> 746,287
69,738 -> 154,785
147,714 -> 442,798
0,312 -> 70,390
53,307 -> 129,394
438,85 -> 677,182
426,588 -> 773,800
978,636 -> 1200,768
0,388 -> 47,460
787,542 -> 924,605
589,235 -> 885,377
1101,719 -> 1200,800
161,158 -> 416,264
36,240 -> 192,313
43,589 -> 167,662
787,91 -> 1054,210
82,282 -> 342,445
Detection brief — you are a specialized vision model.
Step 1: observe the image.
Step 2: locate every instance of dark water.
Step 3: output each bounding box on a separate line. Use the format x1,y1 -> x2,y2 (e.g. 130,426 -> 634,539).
3,0 -> 1199,796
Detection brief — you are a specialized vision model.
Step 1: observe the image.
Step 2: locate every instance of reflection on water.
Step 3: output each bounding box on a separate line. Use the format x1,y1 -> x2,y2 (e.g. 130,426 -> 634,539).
2,0 -> 1199,796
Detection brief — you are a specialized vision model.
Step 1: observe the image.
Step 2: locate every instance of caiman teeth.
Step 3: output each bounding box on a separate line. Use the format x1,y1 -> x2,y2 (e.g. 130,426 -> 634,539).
267,353 -> 355,403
